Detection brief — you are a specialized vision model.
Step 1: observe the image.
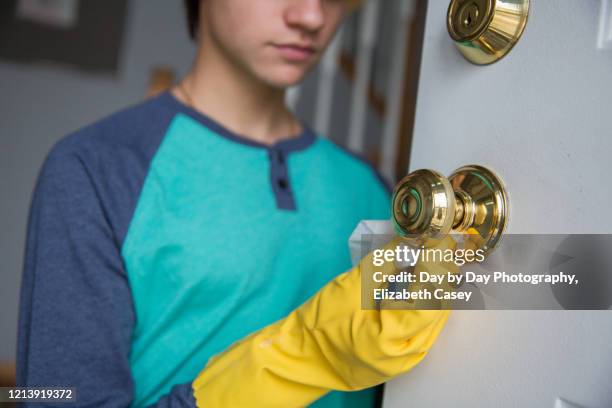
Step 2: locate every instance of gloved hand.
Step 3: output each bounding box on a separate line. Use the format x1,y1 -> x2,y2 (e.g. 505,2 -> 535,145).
192,236 -> 453,407
393,235 -> 462,311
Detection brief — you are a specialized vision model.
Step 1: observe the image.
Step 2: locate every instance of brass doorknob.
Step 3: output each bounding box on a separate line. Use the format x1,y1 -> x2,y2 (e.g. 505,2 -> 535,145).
392,165 -> 508,255
447,0 -> 530,65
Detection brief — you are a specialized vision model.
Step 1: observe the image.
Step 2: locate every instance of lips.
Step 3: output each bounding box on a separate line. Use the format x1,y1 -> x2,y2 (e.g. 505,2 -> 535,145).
273,43 -> 317,62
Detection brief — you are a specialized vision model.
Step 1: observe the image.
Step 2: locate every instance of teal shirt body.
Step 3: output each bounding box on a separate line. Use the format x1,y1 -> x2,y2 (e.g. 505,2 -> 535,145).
18,91 -> 390,407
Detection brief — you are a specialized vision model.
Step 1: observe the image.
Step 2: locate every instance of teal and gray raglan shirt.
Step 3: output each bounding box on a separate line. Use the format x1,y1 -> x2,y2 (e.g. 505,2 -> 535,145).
17,91 -> 391,407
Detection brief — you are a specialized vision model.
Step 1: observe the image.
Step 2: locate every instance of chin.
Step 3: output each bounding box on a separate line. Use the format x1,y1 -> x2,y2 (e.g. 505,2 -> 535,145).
258,65 -> 312,89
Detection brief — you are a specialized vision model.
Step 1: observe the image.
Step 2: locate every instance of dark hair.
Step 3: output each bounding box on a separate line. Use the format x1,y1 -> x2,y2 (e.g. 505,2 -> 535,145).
184,0 -> 200,40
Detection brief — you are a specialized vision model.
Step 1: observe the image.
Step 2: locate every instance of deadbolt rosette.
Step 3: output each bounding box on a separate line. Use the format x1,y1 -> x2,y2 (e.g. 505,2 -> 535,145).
392,165 -> 509,257
447,0 -> 530,65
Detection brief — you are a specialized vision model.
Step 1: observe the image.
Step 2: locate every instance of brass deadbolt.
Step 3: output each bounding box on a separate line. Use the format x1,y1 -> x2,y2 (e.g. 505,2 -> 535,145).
392,165 -> 508,255
447,0 -> 529,65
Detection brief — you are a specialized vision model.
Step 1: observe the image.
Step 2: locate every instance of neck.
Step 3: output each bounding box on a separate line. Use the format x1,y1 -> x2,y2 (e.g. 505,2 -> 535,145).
174,32 -> 301,146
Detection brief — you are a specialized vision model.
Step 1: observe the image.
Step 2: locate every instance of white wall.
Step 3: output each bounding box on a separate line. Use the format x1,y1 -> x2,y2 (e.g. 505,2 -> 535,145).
384,1 -> 612,407
0,0 -> 196,361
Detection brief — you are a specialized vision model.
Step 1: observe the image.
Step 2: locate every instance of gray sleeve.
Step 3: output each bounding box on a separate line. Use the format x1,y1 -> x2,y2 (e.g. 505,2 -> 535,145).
16,144 -> 196,407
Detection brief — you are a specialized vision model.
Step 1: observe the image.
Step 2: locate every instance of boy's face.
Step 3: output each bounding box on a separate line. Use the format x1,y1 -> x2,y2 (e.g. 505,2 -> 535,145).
201,0 -> 349,89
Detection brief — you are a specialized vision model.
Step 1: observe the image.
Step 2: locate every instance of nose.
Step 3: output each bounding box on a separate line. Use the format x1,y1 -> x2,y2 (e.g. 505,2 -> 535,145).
285,0 -> 325,33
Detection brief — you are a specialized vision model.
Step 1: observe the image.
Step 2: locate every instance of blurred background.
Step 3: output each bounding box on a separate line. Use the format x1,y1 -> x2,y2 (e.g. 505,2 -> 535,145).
0,0 -> 426,386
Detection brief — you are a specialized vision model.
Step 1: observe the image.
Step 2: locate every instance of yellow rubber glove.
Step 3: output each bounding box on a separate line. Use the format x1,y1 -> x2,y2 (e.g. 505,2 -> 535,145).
192,237 -> 453,407
389,235 -> 462,311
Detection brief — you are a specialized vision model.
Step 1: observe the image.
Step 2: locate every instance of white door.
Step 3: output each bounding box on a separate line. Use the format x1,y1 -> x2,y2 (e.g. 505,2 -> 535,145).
383,1 -> 612,407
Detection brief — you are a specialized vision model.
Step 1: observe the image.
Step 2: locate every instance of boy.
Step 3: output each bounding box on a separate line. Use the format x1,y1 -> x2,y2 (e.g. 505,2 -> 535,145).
17,1 -> 448,406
